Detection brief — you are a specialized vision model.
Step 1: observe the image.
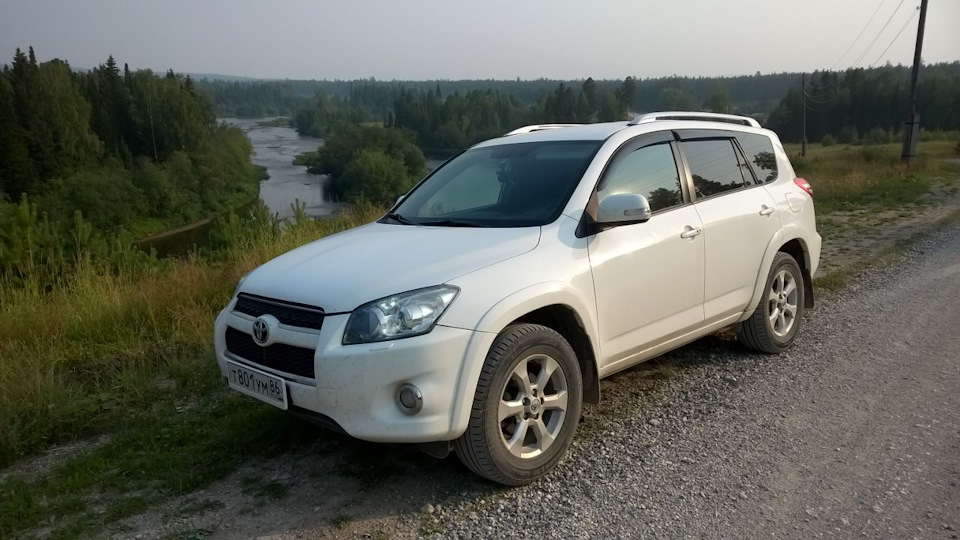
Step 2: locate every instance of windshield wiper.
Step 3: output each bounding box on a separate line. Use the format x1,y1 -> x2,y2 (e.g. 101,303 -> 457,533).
383,212 -> 415,225
419,218 -> 488,228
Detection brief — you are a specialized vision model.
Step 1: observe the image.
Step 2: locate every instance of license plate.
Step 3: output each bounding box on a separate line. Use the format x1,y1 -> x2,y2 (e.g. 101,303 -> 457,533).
226,360 -> 288,410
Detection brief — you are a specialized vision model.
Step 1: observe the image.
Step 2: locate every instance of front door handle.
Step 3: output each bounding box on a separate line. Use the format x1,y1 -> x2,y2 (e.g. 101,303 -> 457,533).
680,226 -> 702,239
759,205 -> 776,216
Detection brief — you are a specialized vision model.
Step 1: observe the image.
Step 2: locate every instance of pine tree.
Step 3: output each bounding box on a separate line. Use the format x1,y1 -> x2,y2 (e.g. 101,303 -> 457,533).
0,77 -> 37,197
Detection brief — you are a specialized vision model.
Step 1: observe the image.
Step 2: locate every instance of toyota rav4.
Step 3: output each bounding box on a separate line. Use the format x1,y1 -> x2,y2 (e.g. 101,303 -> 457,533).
214,112 -> 820,485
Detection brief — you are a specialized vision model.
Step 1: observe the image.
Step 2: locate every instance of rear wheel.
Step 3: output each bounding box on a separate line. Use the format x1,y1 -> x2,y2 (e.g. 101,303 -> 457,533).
454,323 -> 582,485
739,252 -> 805,353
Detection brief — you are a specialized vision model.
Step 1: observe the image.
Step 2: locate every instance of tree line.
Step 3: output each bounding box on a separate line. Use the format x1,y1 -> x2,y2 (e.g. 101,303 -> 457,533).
768,62 -> 960,143
0,48 -> 263,286
200,72 -> 800,119
202,63 -> 960,147
197,79 -> 310,117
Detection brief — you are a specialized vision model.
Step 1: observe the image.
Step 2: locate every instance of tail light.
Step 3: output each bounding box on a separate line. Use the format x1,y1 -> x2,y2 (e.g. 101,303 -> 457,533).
793,177 -> 813,196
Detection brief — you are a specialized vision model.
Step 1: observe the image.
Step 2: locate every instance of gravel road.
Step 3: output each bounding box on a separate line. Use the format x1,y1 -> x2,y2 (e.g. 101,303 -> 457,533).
435,225 -> 960,539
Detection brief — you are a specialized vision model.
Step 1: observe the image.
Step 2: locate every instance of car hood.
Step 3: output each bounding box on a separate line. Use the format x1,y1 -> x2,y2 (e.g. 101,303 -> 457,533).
239,222 -> 541,313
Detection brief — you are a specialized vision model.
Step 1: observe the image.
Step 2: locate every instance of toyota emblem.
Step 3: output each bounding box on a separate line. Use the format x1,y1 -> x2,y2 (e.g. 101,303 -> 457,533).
252,317 -> 270,345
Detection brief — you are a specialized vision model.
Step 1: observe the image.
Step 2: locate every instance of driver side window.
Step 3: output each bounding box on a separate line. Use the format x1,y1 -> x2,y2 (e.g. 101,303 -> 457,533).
597,143 -> 683,213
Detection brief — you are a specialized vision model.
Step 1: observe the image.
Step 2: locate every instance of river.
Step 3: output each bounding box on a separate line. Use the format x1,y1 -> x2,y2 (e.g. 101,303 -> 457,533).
136,118 -> 444,256
222,117 -> 344,220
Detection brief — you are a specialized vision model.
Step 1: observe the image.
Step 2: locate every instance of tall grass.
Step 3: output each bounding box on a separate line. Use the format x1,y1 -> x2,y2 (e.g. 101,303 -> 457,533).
0,201 -> 384,466
785,140 -> 958,213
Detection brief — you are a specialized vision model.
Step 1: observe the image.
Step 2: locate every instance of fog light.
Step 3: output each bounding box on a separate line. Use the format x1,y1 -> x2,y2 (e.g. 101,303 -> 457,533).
395,383 -> 423,415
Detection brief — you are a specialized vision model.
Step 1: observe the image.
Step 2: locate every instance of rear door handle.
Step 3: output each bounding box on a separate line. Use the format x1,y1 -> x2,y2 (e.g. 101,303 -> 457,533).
759,205 -> 776,216
680,226 -> 702,239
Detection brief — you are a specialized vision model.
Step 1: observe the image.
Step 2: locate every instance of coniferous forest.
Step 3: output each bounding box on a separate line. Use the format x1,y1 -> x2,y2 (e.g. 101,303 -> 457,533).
196,61 -> 960,149
0,48 -> 263,285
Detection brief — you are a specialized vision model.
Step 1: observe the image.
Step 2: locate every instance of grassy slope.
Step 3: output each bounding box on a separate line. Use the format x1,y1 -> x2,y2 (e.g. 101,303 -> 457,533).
1,141 -> 958,538
0,205 -> 383,538
785,140 -> 960,289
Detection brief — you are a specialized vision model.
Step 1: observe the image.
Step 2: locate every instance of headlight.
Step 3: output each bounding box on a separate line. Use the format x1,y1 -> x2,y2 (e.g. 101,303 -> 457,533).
343,285 -> 459,345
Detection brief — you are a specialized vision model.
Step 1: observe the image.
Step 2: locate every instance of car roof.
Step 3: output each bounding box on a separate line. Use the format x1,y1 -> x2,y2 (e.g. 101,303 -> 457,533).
473,114 -> 775,148
472,122 -> 630,146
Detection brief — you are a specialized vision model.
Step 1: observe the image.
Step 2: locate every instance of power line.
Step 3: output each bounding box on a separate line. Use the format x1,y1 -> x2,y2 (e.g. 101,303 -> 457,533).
803,91 -> 837,105
850,0 -> 907,67
829,0 -> 888,70
870,6 -> 920,67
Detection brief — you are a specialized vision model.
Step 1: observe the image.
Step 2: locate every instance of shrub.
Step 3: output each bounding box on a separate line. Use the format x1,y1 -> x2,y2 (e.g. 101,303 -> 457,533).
341,149 -> 415,205
298,124 -> 426,204
864,127 -> 890,145
838,125 -> 859,144
821,134 -> 837,147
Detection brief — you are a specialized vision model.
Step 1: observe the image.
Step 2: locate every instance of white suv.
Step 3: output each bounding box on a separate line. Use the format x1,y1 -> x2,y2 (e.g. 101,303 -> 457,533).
214,112 -> 820,485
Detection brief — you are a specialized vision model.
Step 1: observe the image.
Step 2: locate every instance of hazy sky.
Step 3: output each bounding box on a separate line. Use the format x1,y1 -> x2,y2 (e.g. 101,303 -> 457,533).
1,0 -> 957,80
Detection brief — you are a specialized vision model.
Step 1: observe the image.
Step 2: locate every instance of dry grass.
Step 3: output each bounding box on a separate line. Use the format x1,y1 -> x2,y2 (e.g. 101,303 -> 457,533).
783,140 -> 957,213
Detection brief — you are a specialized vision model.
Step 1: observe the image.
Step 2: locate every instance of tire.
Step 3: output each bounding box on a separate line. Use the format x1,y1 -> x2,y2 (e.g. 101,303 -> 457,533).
739,252 -> 805,354
454,323 -> 582,486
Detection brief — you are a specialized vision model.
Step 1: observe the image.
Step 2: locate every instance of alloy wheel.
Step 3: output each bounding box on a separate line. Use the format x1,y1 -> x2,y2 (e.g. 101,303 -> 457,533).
497,353 -> 568,459
767,269 -> 799,337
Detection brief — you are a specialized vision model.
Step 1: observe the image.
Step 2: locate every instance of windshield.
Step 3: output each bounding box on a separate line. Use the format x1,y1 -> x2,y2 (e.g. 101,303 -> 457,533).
388,140 -> 602,227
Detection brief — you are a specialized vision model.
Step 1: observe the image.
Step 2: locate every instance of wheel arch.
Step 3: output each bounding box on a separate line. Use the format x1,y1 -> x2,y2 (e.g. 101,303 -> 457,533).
448,283 -> 601,439
742,228 -> 815,320
778,238 -> 815,309
508,304 -> 600,405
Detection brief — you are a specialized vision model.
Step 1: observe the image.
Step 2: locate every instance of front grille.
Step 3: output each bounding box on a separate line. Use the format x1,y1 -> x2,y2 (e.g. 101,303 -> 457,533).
233,294 -> 324,330
225,327 -> 316,379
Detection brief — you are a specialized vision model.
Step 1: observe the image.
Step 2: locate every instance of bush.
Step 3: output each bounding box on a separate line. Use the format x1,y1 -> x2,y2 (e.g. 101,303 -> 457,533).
341,149 -> 415,205
864,127 -> 891,145
821,134 -> 837,147
37,167 -> 146,232
298,124 -> 426,204
838,125 -> 859,145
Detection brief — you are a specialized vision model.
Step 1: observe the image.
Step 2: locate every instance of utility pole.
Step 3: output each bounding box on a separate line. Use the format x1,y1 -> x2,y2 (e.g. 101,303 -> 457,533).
902,0 -> 929,162
801,73 -> 807,157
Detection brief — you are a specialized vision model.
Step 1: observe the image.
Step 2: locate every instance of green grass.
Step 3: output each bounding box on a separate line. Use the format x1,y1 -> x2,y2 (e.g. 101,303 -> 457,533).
0,390 -> 314,537
783,140 -> 958,214
788,141 -> 960,287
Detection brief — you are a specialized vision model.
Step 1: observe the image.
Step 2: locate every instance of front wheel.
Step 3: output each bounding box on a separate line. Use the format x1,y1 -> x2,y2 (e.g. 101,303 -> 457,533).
739,252 -> 806,353
454,323 -> 582,485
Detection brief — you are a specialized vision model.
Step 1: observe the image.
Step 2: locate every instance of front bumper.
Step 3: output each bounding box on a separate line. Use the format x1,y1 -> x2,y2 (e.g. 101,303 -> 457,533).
214,303 -> 491,443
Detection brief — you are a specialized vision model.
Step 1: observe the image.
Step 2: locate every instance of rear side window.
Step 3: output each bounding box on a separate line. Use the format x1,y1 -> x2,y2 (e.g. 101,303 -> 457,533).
597,142 -> 683,212
680,139 -> 746,198
735,133 -> 778,183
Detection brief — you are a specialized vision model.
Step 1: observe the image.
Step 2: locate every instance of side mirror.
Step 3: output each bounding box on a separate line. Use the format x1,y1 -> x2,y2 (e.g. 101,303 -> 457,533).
395,194 -> 406,206
597,193 -> 652,225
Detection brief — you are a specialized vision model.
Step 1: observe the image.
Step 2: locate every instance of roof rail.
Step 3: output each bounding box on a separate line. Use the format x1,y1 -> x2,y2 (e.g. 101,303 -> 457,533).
504,124 -> 582,136
628,111 -> 761,128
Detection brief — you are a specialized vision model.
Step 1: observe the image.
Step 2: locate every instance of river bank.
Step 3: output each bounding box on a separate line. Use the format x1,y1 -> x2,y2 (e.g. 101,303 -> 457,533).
222,117 -> 346,220
133,117 -> 348,255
